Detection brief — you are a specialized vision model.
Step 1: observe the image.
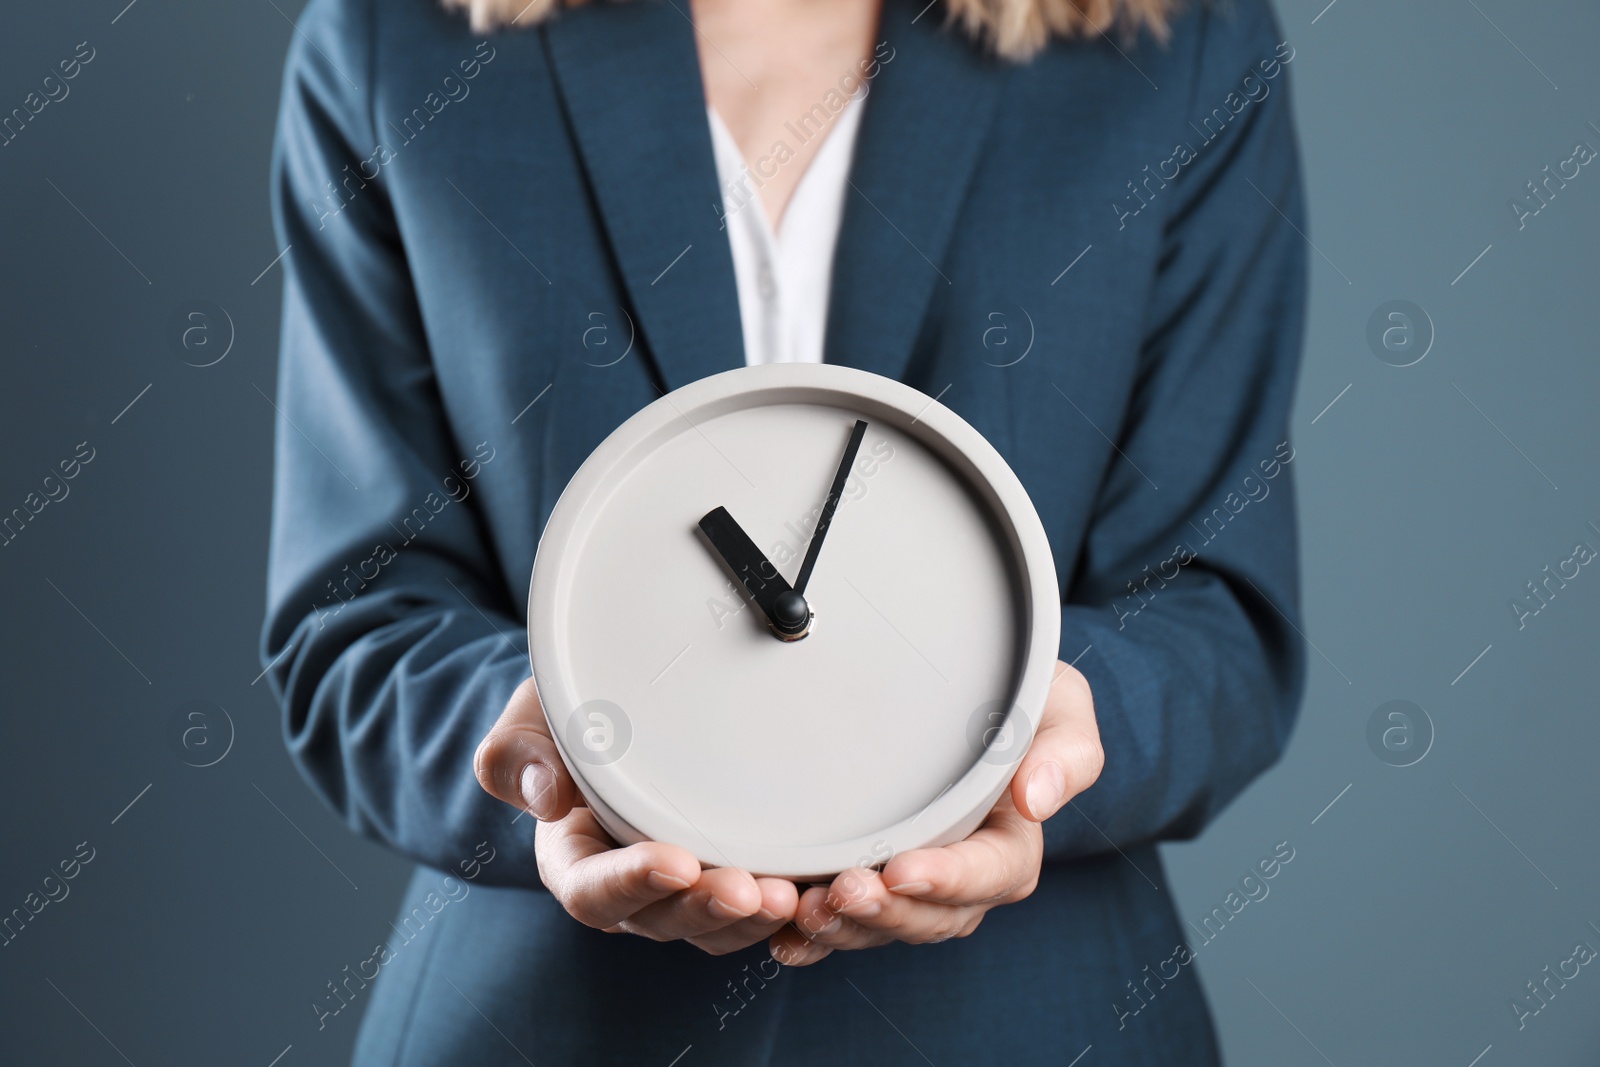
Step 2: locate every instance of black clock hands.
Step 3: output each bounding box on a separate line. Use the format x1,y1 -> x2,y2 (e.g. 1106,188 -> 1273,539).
699,419 -> 868,641
793,419 -> 868,595
698,506 -> 811,638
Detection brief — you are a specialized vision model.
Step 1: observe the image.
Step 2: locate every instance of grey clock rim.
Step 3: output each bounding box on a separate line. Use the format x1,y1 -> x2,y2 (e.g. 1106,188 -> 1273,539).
526,363 -> 1061,879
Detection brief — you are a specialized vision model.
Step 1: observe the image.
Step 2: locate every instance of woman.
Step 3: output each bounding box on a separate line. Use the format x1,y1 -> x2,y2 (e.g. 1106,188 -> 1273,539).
262,0 -> 1307,1061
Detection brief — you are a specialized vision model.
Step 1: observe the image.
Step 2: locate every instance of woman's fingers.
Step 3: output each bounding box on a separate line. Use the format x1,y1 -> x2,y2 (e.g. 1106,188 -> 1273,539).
820,867 -> 983,946
751,876 -> 802,925
787,884 -> 896,953
475,675 -> 579,822
538,810 -> 797,952
503,660 -> 1101,960
877,798 -> 1042,908
535,809 -> 704,929
618,866 -> 765,942
769,811 -> 1034,962
688,913 -> 794,956
1010,660 -> 1104,821
770,885 -> 864,965
769,925 -> 833,967
684,877 -> 800,955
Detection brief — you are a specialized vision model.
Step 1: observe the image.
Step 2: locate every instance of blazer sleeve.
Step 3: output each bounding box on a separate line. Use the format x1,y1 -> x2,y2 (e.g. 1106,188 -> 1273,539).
1044,5 -> 1309,862
261,0 -> 539,886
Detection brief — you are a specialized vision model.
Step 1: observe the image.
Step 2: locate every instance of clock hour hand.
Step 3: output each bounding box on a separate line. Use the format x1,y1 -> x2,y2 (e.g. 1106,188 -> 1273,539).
793,419 -> 868,595
698,506 -> 811,639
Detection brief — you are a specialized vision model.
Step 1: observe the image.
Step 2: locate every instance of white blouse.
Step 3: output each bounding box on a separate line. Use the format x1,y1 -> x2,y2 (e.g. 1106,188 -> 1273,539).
707,93 -> 866,366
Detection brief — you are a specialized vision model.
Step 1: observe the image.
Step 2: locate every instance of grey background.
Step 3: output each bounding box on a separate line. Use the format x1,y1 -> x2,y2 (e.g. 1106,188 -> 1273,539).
1,0 -> 1595,1064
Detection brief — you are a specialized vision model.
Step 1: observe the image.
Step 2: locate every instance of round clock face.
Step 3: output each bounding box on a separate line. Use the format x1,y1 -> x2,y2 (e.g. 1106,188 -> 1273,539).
528,364 -> 1058,879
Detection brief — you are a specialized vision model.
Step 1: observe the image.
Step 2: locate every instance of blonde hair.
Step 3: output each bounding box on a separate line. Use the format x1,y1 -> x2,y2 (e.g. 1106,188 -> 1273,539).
441,0 -> 1175,61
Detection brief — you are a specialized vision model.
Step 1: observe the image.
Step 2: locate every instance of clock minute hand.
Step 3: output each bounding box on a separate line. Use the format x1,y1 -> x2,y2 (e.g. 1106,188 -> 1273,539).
698,506 -> 810,638
793,420 -> 869,596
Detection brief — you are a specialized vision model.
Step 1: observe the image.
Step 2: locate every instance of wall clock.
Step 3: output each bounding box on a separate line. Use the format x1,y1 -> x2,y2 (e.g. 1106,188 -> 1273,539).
527,364 -> 1059,879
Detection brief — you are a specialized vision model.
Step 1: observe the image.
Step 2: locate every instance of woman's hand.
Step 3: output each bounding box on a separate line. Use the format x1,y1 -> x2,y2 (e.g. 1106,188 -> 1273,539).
475,677 -> 799,955
768,660 -> 1103,966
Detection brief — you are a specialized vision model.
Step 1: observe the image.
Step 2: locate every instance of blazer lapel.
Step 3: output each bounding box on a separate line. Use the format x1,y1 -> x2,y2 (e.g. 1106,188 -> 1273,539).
544,1 -> 744,393
825,0 -> 1006,383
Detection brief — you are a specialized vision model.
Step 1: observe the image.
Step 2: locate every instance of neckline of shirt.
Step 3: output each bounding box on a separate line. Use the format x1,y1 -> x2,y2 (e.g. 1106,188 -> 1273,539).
707,89 -> 867,366
706,90 -> 866,244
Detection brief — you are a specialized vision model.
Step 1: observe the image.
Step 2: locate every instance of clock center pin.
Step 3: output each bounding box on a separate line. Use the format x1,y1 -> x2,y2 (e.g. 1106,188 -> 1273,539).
772,589 -> 812,639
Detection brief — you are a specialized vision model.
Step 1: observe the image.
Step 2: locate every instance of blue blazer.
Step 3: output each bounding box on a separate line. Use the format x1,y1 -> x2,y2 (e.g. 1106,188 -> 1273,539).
263,0 -> 1307,1062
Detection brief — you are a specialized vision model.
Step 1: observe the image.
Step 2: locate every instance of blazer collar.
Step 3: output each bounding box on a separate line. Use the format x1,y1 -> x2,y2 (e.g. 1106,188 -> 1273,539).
543,0 -> 1005,392
544,0 -> 743,393
825,0 -> 1006,383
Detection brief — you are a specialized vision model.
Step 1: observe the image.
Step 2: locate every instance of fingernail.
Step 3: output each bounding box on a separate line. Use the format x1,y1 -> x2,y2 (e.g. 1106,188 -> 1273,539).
520,762 -> 556,819
816,915 -> 843,936
647,870 -> 691,893
707,896 -> 748,920
885,880 -> 931,896
843,898 -> 881,919
827,891 -> 879,919
1025,760 -> 1067,820
755,907 -> 778,923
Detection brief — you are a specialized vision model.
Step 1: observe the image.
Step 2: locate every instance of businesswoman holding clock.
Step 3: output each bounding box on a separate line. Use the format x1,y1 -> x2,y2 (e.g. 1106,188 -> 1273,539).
261,0 -> 1307,1061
